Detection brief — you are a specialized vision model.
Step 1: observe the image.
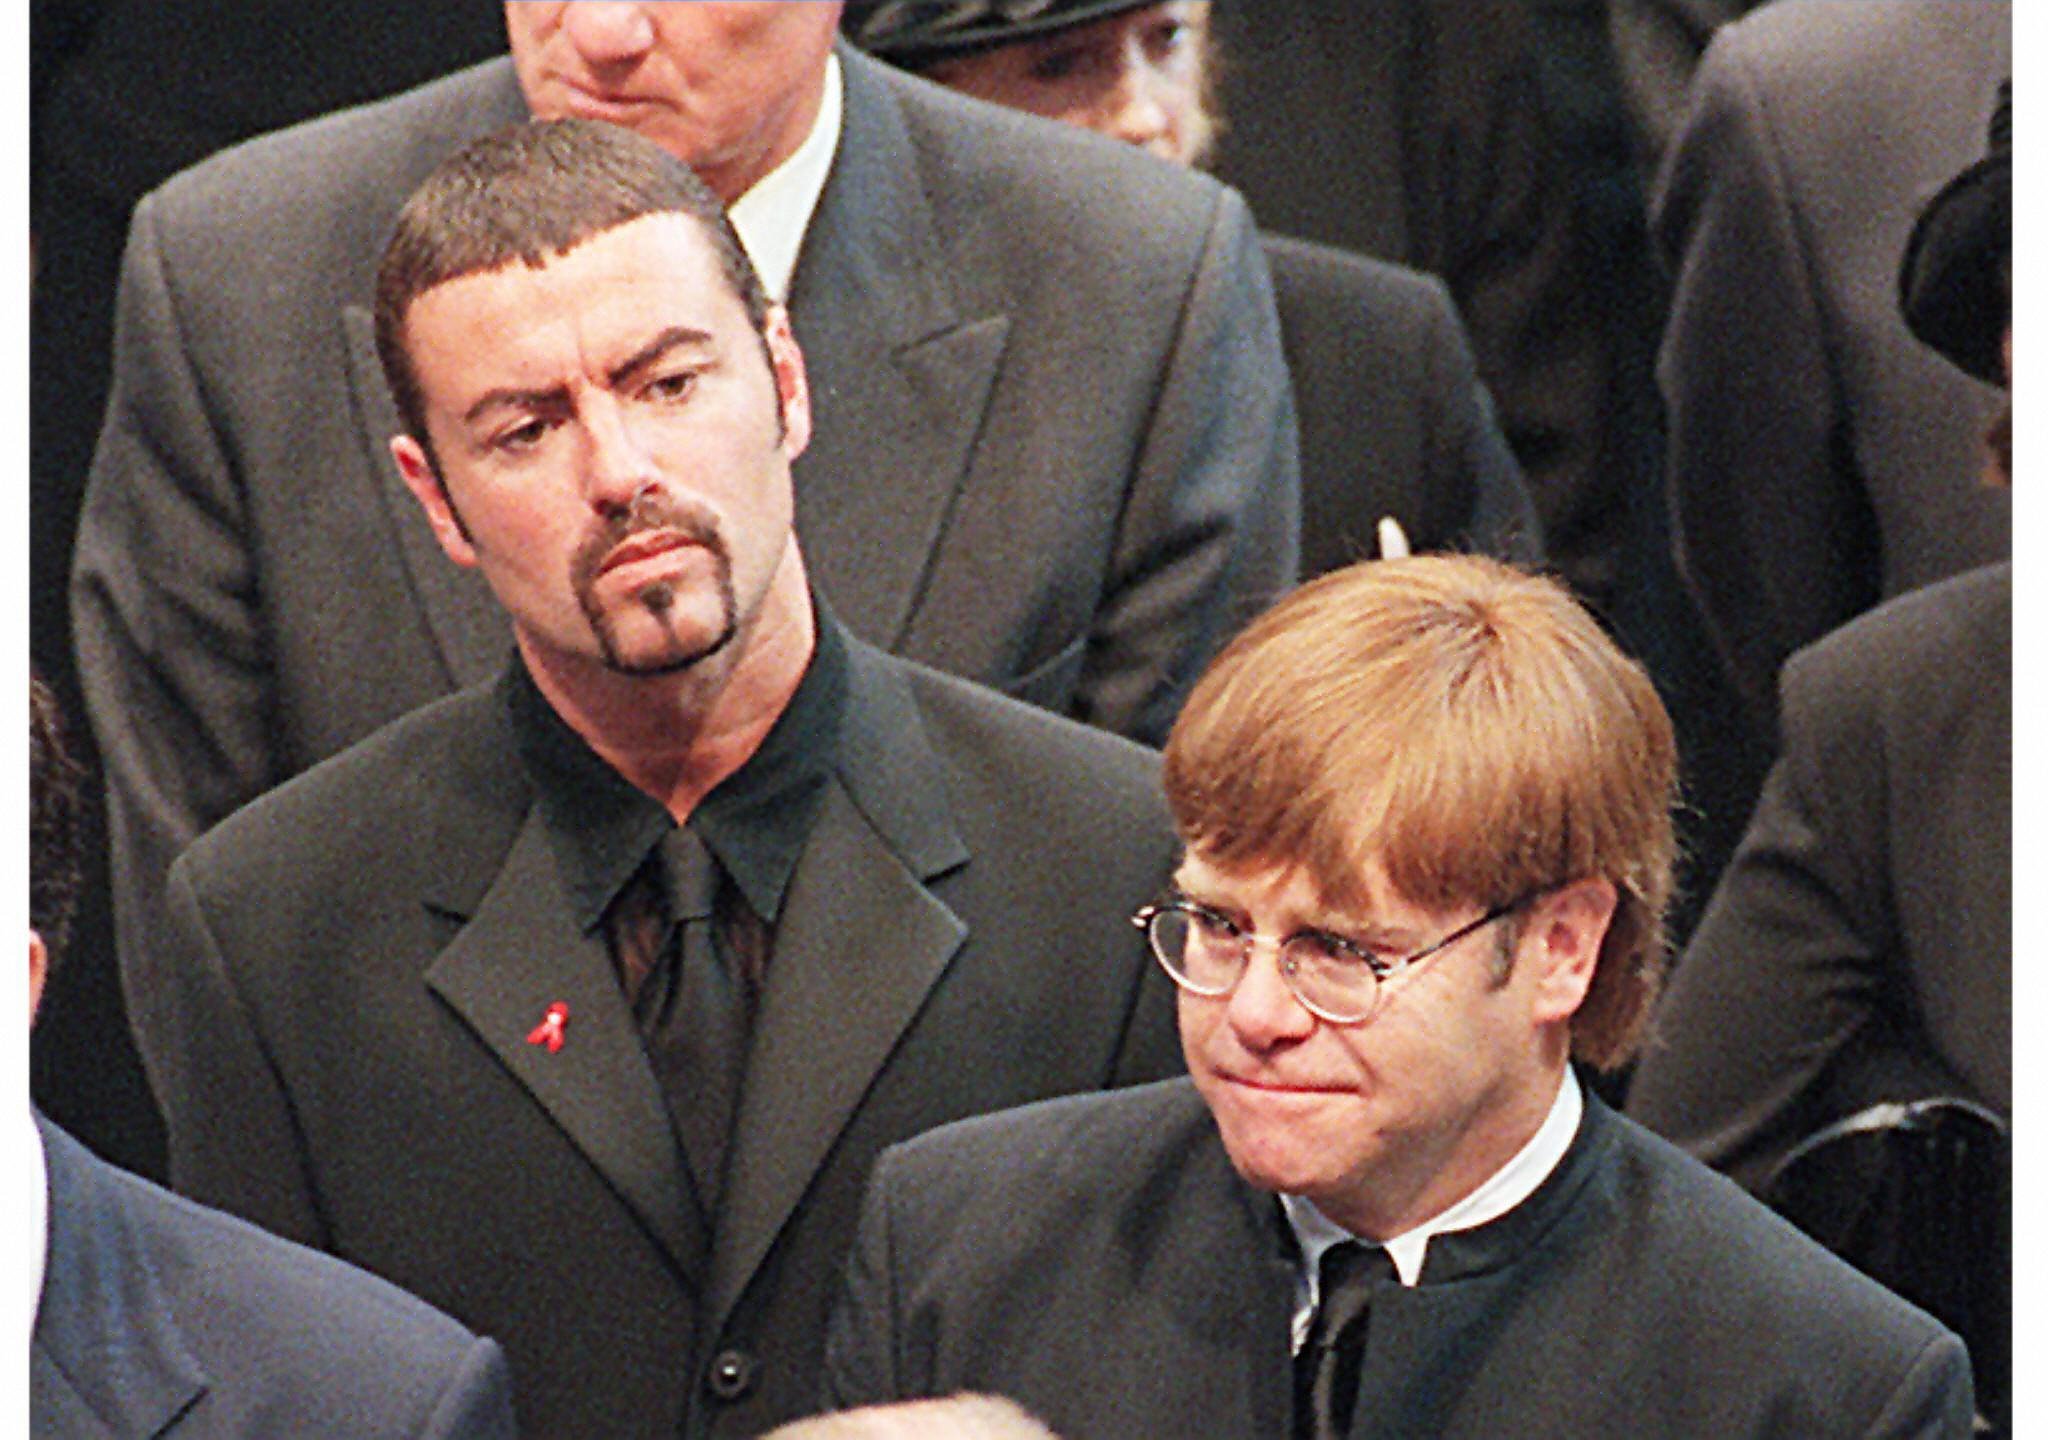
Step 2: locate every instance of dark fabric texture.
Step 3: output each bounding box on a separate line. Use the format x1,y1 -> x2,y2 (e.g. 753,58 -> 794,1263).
1261,234 -> 1541,577
31,1115 -> 515,1439
1628,564 -> 2010,1191
138,628 -> 1186,1439
825,1079 -> 1972,1438
1653,1 -> 2009,732
1208,0 -> 1624,608
71,44 -> 1298,1081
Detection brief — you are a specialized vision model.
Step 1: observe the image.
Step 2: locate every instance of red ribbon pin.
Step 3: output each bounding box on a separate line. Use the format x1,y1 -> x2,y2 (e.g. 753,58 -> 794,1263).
526,1001 -> 570,1053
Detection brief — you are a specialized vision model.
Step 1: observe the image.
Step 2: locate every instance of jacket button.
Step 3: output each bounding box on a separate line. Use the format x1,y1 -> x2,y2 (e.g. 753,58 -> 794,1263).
705,1348 -> 756,1402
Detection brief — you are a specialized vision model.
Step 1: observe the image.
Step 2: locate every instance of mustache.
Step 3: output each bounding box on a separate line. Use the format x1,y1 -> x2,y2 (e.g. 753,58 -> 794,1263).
569,491 -> 726,589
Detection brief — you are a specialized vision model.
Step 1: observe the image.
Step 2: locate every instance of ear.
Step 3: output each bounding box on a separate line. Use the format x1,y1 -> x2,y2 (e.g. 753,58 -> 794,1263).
1517,877 -> 1617,1028
391,435 -> 478,568
29,931 -> 48,1028
763,305 -> 812,463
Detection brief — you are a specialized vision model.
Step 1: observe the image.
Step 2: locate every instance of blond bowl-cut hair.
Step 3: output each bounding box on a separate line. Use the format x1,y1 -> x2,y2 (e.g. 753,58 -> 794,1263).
1162,555 -> 1678,1070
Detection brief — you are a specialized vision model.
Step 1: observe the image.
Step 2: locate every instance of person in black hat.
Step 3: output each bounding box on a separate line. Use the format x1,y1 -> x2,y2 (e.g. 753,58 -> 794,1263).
843,0 -> 1545,580
1630,77 -> 2011,1428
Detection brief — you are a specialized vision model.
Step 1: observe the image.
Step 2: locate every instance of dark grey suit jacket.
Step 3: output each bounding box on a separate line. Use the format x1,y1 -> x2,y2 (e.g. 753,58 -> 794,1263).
1629,564 -> 2010,1190
138,631 -> 1185,1439
72,45 -> 1295,1029
1263,233 -> 1540,578
31,1115 -> 514,1438
824,1080 -> 1971,1438
1655,1 -> 2009,729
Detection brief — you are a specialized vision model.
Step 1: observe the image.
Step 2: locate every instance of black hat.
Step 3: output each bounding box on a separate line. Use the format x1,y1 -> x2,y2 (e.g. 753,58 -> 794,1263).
1900,80 -> 2011,386
842,0 -> 1161,69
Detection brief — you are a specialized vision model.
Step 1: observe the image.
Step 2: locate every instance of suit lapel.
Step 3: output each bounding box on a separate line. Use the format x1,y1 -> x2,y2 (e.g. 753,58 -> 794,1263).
339,305 -> 508,690
425,814 -> 708,1283
709,646 -> 970,1326
786,50 -> 1010,651
33,1120 -> 208,1438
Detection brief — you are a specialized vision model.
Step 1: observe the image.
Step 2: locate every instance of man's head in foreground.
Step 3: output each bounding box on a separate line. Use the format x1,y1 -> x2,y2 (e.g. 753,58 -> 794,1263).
374,118 -> 813,690
845,0 -> 1218,166
765,1395 -> 1061,1440
1155,555 -> 1676,1239
29,676 -> 86,1020
503,2 -> 846,201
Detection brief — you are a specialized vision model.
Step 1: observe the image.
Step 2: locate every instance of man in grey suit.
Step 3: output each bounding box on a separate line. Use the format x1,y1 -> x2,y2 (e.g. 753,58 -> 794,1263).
1655,0 -> 2008,731
824,555 -> 1971,1439
29,678 -> 517,1440
139,121 -> 1184,1440
72,2 -> 1295,1031
840,0 -> 1542,579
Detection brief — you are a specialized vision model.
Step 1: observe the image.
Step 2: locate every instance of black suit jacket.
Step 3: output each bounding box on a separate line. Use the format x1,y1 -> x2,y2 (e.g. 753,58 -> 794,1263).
1654,1 -> 2009,728
1263,233 -> 1540,577
1628,564 -> 2010,1190
31,1115 -> 514,1438
72,45 -> 1295,1038
139,632 -> 1185,1439
825,1079 -> 1970,1438
1210,0 -> 1620,605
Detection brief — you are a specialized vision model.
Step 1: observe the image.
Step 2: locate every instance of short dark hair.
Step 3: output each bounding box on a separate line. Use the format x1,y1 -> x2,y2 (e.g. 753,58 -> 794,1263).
30,677 -> 87,964
373,118 -> 772,457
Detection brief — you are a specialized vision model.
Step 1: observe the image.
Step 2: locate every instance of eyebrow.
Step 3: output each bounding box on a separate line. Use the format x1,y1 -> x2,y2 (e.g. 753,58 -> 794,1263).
457,325 -> 718,427
1170,876 -> 1410,945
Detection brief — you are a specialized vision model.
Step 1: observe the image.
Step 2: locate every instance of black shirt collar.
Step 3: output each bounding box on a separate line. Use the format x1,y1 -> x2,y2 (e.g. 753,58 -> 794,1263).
504,604 -> 849,932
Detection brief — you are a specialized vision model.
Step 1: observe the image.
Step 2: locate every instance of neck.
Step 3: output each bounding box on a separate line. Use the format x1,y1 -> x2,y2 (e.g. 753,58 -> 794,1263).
700,68 -> 829,206
518,555 -> 815,822
1329,1051 -> 1569,1244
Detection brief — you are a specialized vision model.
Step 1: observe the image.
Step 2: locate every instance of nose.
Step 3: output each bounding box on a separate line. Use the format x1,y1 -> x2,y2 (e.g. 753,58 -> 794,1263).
560,2 -> 656,69
1222,938 -> 1317,1052
1100,57 -> 1175,155
581,396 -> 660,515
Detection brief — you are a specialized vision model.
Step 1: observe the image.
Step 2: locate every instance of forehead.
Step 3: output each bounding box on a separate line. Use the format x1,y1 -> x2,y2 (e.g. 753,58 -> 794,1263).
1174,848 -> 1400,925
402,214 -> 748,377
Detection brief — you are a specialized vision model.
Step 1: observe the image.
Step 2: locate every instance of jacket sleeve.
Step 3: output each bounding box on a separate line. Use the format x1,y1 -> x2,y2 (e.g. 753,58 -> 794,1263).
820,1146 -> 912,1412
1072,187 -> 1299,747
71,189 -> 285,1033
142,854 -> 330,1248
1653,26 -> 1877,731
418,1339 -> 519,1440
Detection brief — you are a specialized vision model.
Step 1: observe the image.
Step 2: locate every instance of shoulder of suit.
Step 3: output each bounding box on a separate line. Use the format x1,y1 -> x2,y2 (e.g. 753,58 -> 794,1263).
42,1118 -> 490,1367
144,56 -> 520,229
887,652 -> 1163,793
859,47 -> 1235,236
1781,561 -> 2010,719
1707,0 -> 1998,94
1595,1107 -> 1960,1353
880,1078 -> 1208,1191
186,678 -> 523,877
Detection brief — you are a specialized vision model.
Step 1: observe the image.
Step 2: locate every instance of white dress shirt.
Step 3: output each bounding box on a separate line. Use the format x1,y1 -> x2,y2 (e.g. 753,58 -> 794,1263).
727,54 -> 844,304
10,1107 -> 48,1356
1284,1068 -> 1583,1352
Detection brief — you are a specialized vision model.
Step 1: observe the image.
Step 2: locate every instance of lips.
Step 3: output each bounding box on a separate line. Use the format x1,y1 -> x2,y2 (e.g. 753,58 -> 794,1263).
550,77 -> 654,122
597,530 -> 692,578
1215,1073 -> 1351,1095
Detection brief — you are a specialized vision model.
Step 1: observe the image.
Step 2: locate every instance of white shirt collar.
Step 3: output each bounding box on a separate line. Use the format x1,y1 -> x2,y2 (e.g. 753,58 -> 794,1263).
13,1110 -> 48,1350
1283,1069 -> 1582,1350
727,53 -> 843,304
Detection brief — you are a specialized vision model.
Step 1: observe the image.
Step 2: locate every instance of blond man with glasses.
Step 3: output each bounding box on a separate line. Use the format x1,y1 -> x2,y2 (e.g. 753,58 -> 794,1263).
821,554 -> 1971,1440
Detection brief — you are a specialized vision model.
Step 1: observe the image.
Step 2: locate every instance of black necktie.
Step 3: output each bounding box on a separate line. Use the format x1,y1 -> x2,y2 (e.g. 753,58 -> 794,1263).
609,829 -> 763,1212
1294,1242 -> 1398,1440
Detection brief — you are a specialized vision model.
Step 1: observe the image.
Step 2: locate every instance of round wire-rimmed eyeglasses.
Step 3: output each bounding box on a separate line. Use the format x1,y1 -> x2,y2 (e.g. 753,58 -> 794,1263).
1130,891 -> 1539,1025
